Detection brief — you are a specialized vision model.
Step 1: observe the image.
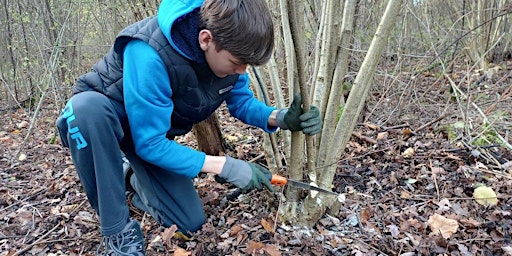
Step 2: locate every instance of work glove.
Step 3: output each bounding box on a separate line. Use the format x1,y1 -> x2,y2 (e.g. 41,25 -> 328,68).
276,94 -> 322,135
217,155 -> 274,193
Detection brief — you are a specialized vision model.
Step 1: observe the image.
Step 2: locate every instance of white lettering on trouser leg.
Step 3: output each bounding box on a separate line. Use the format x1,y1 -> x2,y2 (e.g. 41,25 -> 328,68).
62,101 -> 88,150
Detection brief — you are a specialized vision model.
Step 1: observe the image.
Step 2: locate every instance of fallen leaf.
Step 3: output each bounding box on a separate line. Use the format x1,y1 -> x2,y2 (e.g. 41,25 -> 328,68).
473,185 -> 498,206
400,190 -> 412,199
387,224 -> 400,237
359,208 -> 372,224
431,166 -> 445,175
246,240 -> 265,254
226,216 -> 238,225
18,153 -> 27,161
490,229 -> 505,242
173,247 -> 191,256
459,218 -> 481,227
407,218 -> 424,229
402,147 -> 414,158
229,224 -> 243,236
17,120 -> 29,129
377,132 -> 388,140
502,161 -> 512,171
261,218 -> 274,233
365,123 -> 380,130
225,135 -> 239,142
436,198 -> 451,213
457,243 -> 472,256
264,244 -> 281,256
404,178 -> 417,184
147,235 -> 162,251
0,136 -> 12,142
162,225 -> 178,248
502,246 -> 512,255
428,213 -> 459,239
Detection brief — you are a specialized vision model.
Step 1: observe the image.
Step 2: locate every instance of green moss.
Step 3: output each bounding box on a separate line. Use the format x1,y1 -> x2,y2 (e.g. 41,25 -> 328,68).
337,105 -> 344,122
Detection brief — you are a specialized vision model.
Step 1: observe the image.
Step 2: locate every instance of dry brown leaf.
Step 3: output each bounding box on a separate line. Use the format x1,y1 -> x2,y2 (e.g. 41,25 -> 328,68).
428,213 -> 459,239
229,224 -> 244,236
400,190 -> 412,199
246,240 -> 265,254
163,225 -> 178,241
162,225 -> 178,250
377,132 -> 388,140
226,216 -> 238,225
261,218 -> 274,233
490,229 -> 505,242
365,123 -> 380,130
264,244 -> 281,256
359,208 -> 372,224
236,233 -> 247,246
0,135 -> 12,142
431,166 -> 445,175
173,247 -> 191,256
459,218 -> 481,227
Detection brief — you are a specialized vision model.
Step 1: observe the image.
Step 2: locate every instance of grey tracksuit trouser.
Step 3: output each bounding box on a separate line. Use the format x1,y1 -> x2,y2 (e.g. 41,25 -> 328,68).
56,91 -> 205,236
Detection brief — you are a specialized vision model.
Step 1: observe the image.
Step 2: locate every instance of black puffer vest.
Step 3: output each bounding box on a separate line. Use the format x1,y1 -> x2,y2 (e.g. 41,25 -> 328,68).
73,16 -> 239,137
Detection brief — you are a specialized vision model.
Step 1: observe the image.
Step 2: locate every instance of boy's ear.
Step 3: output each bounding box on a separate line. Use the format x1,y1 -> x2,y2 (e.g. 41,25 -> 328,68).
198,29 -> 213,51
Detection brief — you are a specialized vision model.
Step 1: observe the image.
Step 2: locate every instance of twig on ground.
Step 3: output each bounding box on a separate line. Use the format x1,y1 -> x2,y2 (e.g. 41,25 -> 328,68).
0,187 -> 48,213
429,161 -> 441,201
415,114 -> 447,132
352,132 -> 378,145
13,222 -> 61,256
484,74 -> 512,115
381,124 -> 410,131
357,239 -> 390,256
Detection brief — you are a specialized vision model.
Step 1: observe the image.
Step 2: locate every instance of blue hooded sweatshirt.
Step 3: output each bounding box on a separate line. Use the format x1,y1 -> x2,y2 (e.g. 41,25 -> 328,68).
122,0 -> 277,178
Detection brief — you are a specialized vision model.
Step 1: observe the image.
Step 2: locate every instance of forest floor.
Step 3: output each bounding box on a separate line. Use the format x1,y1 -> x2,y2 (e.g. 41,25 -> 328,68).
1,60 -> 512,255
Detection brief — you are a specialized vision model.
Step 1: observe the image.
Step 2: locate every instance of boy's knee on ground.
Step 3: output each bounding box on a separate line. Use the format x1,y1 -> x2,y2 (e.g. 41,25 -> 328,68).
176,214 -> 205,236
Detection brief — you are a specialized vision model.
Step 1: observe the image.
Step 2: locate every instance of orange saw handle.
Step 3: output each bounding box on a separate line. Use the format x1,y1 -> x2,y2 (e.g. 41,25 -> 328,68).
271,174 -> 288,186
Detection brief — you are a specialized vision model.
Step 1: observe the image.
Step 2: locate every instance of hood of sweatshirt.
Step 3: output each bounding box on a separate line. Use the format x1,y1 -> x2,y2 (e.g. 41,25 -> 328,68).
157,0 -> 204,62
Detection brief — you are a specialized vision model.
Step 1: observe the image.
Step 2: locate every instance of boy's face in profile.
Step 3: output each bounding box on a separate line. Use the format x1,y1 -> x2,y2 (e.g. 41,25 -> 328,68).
199,30 -> 248,78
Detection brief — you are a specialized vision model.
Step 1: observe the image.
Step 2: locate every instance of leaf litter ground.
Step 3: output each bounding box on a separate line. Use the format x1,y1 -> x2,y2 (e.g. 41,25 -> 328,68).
1,63 -> 512,255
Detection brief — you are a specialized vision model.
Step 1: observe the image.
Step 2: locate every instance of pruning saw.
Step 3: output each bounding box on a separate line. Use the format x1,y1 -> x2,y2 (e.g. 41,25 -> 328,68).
226,173 -> 338,201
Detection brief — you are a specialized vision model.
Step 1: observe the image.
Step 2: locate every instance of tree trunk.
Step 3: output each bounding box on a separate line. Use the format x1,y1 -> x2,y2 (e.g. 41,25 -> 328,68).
299,0 -> 404,227
192,113 -> 225,156
316,0 -> 357,169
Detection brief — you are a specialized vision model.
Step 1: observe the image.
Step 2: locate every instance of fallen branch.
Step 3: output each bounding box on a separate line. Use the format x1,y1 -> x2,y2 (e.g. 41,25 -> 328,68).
352,132 -> 378,145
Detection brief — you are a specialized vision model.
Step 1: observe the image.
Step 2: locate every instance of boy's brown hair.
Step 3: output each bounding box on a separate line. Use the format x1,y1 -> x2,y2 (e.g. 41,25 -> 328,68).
199,0 -> 274,66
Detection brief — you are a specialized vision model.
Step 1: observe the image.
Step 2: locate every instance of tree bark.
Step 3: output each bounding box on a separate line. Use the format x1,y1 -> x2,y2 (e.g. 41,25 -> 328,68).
316,0 -> 357,170
192,113 -> 225,156
300,0 -> 404,227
